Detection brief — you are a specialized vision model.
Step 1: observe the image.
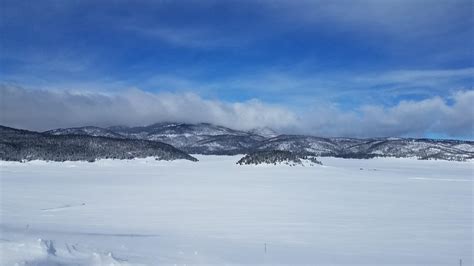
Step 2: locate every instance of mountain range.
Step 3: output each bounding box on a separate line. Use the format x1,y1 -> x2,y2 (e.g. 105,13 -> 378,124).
1,122 -> 473,162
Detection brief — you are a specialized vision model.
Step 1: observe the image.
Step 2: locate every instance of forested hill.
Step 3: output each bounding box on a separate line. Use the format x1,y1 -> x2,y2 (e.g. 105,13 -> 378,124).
0,126 -> 197,162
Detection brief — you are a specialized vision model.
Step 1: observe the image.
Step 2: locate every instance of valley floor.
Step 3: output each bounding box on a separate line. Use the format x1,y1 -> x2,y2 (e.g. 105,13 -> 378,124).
0,156 -> 472,265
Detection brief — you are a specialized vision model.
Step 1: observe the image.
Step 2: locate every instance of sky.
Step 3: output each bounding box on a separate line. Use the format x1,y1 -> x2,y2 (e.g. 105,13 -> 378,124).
0,0 -> 473,139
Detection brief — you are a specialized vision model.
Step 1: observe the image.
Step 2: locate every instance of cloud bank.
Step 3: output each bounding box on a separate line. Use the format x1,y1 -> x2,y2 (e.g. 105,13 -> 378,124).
1,85 -> 472,139
305,90 -> 474,138
0,85 -> 298,132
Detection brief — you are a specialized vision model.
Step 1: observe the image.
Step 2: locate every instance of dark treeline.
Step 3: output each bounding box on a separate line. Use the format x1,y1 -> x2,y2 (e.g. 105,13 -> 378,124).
0,126 -> 197,162
237,150 -> 322,166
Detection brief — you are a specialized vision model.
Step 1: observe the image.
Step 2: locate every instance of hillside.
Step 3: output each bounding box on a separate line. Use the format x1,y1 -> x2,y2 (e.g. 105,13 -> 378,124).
1,126 -> 197,162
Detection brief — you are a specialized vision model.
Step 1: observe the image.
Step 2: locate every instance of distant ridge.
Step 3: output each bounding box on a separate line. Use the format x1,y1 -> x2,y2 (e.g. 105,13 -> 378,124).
42,123 -> 474,161
49,122 -> 265,155
2,122 -> 473,162
45,126 -> 125,139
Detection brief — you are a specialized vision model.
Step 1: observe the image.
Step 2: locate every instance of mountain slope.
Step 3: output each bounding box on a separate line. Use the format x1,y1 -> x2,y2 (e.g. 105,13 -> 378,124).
45,126 -> 126,139
107,122 -> 265,154
1,126 -> 197,162
261,136 -> 474,161
186,134 -> 263,155
341,138 -> 474,161
42,123 -> 474,161
256,135 -> 340,156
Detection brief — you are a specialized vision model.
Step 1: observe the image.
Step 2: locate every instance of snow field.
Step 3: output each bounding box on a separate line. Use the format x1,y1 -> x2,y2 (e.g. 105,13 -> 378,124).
0,156 -> 472,265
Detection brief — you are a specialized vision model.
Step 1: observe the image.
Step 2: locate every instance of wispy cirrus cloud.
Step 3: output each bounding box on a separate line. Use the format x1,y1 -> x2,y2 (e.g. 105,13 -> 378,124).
128,67 -> 474,107
270,0 -> 473,41
355,68 -> 474,87
122,25 -> 251,49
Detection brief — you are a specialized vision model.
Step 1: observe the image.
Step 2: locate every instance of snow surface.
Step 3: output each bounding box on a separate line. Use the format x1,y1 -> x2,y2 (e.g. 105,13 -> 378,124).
0,156 -> 472,265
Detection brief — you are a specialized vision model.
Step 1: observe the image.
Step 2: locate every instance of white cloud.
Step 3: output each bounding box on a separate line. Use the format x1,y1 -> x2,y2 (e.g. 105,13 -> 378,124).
0,85 -> 298,132
1,85 -> 472,139
304,90 -> 474,138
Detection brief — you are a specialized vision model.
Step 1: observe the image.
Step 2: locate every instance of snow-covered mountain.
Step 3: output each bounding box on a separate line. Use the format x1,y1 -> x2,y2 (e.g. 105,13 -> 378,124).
41,122 -> 474,161
107,122 -> 266,154
45,126 -> 125,139
248,127 -> 278,138
44,123 -> 267,155
337,138 -> 474,161
256,135 -> 340,156
185,134 -> 264,155
109,122 -> 251,137
257,136 -> 474,161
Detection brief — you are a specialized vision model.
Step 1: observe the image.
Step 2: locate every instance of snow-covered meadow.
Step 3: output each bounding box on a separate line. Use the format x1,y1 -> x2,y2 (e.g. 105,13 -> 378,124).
0,156 -> 472,265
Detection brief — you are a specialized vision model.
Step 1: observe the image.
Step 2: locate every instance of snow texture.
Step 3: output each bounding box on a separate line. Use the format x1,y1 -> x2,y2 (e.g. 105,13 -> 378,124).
0,156 -> 472,265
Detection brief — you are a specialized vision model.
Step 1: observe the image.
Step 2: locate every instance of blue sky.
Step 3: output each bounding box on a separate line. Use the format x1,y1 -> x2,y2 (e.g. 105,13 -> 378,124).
0,0 -> 473,138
